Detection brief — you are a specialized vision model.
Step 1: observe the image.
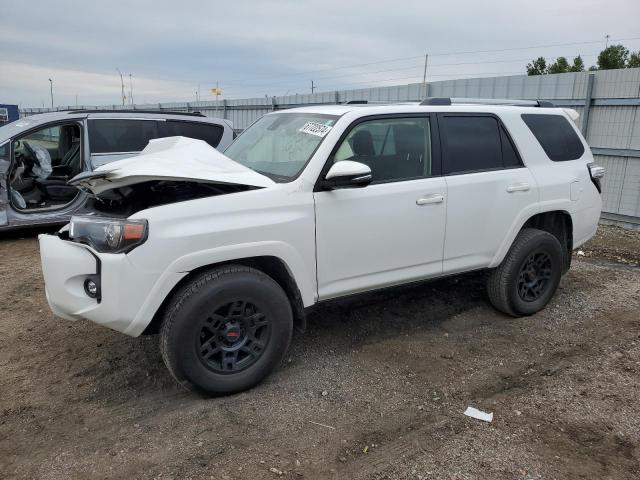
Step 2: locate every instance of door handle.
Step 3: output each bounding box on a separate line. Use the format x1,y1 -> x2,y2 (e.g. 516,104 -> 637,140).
416,194 -> 444,205
506,182 -> 530,193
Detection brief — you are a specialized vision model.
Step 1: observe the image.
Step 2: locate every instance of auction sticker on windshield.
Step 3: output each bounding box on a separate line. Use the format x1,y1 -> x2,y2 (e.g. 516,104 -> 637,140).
299,122 -> 332,137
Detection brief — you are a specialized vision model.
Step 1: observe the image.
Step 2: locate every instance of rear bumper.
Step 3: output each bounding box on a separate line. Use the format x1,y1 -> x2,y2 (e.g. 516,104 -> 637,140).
572,202 -> 602,248
38,234 -> 185,337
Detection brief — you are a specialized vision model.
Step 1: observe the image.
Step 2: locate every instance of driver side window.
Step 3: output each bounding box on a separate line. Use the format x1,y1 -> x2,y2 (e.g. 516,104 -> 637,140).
10,123 -> 82,210
334,117 -> 432,183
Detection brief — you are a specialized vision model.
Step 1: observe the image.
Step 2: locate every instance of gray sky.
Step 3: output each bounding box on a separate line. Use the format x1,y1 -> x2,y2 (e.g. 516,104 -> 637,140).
2,0 -> 639,107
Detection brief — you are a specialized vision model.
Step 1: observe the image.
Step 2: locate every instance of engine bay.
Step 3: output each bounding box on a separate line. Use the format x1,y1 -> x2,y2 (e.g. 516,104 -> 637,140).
84,180 -> 256,217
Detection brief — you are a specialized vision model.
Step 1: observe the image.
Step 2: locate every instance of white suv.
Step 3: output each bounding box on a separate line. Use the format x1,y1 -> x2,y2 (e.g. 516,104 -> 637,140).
38,98 -> 604,395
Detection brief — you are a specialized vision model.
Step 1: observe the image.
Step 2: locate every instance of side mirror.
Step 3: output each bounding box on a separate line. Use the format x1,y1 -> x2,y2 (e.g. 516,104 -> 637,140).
321,161 -> 372,190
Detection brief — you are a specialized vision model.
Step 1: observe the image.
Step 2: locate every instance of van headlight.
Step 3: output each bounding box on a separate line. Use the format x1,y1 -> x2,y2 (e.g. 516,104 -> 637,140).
69,216 -> 148,253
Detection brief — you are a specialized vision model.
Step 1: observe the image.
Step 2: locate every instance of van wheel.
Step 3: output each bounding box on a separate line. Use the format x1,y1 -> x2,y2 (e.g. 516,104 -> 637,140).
159,265 -> 293,395
487,228 -> 563,317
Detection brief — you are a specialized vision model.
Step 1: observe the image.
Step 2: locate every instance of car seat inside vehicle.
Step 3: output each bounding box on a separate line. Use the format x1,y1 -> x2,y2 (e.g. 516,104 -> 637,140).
9,123 -> 82,210
335,119 -> 431,182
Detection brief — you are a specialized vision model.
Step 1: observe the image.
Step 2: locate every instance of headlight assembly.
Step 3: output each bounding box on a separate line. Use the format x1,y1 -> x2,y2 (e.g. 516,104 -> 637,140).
69,216 -> 148,253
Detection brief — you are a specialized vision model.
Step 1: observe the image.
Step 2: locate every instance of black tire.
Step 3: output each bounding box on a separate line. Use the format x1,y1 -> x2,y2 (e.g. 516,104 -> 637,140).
159,265 -> 293,395
487,228 -> 563,317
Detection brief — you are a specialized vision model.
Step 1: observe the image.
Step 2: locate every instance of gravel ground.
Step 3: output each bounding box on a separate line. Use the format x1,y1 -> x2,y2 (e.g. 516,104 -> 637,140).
0,225 -> 639,480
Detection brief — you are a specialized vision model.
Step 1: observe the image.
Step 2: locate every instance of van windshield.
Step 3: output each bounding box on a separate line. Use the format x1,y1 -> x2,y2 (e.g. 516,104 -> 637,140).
224,112 -> 338,181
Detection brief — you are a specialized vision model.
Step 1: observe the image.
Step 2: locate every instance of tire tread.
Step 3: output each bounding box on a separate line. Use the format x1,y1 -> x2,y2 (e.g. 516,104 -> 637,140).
159,265 -> 269,391
487,228 -> 558,317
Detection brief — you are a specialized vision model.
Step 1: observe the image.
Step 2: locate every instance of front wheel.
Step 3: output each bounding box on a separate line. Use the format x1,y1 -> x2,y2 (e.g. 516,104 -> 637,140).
487,228 -> 563,317
160,265 -> 293,395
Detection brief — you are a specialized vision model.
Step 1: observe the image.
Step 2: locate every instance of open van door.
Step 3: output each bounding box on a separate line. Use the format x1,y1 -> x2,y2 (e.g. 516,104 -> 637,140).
0,142 -> 9,226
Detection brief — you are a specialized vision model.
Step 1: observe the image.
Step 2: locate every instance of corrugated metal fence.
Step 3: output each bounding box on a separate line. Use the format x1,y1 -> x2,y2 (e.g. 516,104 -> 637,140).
21,69 -> 640,228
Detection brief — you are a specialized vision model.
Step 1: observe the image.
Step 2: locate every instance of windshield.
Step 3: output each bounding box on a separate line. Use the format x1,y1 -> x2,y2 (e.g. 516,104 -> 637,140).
0,117 -> 40,143
224,112 -> 339,181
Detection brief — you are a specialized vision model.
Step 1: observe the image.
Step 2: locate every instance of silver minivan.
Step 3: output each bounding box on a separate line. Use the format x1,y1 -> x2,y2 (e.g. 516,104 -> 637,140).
0,110 -> 234,230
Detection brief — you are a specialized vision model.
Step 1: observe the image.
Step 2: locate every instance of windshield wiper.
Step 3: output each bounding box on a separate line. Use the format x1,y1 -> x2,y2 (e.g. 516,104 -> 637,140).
254,169 -> 291,182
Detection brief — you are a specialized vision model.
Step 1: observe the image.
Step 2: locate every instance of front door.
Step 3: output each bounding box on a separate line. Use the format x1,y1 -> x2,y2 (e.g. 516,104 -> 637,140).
7,121 -> 87,228
314,115 -> 446,299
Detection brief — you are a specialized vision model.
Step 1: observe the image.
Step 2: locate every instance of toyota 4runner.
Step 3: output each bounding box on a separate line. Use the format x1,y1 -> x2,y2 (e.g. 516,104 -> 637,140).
38,98 -> 604,395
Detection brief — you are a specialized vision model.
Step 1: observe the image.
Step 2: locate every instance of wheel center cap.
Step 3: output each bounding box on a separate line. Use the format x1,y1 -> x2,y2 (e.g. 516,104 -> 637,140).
223,324 -> 242,343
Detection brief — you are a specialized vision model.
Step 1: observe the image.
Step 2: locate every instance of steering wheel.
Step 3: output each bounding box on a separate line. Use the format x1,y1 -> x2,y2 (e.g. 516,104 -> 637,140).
21,141 -> 40,167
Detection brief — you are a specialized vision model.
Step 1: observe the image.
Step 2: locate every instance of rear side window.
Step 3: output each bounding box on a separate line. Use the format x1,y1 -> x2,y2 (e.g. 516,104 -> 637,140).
89,119 -> 159,154
522,114 -> 584,161
500,126 -> 522,168
441,116 -> 502,174
159,120 -> 224,148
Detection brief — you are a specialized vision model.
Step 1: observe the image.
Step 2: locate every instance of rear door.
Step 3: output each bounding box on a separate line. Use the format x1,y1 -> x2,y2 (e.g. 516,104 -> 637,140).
438,113 -> 537,273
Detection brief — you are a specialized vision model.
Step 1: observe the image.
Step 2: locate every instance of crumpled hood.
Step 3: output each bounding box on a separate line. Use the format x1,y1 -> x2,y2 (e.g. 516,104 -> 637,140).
69,136 -> 275,194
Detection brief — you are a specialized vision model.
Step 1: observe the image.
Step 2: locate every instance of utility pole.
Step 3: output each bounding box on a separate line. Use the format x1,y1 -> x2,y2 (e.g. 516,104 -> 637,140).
116,68 -> 125,106
311,80 -> 315,94
48,78 -> 54,109
605,34 -> 610,48
129,74 -> 134,105
75,94 -> 78,107
215,81 -> 219,116
422,53 -> 429,99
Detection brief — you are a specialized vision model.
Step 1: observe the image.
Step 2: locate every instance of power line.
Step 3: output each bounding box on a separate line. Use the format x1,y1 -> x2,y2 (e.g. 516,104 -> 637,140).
67,35 -> 640,102
427,35 -> 640,57
215,52 -> 609,96
305,71 -> 528,92
224,51 -> 608,91
202,35 -> 640,86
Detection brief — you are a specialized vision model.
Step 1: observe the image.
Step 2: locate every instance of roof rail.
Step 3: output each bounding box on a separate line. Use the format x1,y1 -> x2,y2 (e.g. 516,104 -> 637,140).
63,109 -> 207,117
419,97 -> 554,108
342,100 -> 411,105
342,100 -> 420,105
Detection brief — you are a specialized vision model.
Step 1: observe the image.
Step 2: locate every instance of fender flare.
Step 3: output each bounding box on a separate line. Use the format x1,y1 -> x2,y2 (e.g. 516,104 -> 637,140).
123,241 -> 315,337
489,202 -> 574,268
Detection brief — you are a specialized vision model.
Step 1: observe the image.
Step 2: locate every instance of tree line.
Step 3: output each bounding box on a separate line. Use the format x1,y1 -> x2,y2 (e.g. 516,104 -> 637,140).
527,44 -> 640,75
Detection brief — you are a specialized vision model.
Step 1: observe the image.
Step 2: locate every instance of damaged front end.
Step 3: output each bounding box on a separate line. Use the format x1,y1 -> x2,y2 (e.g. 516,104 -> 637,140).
67,135 -> 275,217
83,179 -> 257,217
54,136 -> 276,253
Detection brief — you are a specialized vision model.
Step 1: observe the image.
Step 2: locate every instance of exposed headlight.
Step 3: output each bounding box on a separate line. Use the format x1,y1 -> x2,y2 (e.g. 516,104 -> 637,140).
69,216 -> 148,253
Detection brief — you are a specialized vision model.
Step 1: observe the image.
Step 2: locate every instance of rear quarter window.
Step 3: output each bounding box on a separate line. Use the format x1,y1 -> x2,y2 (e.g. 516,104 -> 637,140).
521,114 -> 585,161
89,119 -> 159,154
159,120 -> 224,148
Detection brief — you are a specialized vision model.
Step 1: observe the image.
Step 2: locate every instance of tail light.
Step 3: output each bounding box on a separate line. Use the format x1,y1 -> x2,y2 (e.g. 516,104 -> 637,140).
588,163 -> 605,194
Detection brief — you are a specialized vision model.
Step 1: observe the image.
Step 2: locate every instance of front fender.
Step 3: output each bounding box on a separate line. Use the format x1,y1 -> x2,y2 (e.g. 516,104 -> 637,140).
123,241 -> 315,337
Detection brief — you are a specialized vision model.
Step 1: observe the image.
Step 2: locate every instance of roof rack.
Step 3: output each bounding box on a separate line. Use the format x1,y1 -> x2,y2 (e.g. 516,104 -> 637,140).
63,109 -> 207,117
342,100 -> 414,105
419,97 -> 554,107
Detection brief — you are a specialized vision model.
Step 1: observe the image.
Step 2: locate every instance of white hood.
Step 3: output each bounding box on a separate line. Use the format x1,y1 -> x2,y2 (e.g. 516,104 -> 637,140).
70,136 -> 274,194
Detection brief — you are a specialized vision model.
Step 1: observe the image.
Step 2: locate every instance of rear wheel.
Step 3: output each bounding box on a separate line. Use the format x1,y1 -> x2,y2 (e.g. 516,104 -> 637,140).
487,228 -> 563,316
160,265 -> 293,395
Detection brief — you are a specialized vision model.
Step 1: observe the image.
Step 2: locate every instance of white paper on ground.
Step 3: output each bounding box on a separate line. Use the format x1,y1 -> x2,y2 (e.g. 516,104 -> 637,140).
464,406 -> 493,422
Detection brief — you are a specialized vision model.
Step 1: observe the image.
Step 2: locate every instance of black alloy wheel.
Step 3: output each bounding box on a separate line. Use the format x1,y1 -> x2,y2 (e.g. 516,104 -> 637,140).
197,299 -> 271,373
487,228 -> 563,316
160,265 -> 293,396
517,251 -> 553,302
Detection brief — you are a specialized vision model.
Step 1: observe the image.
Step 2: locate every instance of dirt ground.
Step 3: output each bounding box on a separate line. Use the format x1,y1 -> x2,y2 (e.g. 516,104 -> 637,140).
1,225 -> 639,480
